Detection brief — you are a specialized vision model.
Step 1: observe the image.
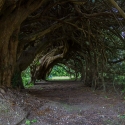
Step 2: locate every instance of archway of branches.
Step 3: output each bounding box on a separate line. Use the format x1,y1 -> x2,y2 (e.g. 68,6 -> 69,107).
19,0 -> 125,90
0,0 -> 125,89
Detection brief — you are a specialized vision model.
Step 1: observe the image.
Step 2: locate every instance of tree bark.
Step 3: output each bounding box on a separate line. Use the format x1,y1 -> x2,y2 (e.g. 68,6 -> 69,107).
0,28 -> 19,87
0,0 -> 47,88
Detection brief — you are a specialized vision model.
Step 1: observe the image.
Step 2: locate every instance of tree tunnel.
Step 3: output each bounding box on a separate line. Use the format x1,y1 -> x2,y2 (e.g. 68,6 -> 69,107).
0,0 -> 125,89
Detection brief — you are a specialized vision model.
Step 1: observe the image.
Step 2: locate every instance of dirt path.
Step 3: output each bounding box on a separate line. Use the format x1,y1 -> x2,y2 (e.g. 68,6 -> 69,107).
0,81 -> 125,125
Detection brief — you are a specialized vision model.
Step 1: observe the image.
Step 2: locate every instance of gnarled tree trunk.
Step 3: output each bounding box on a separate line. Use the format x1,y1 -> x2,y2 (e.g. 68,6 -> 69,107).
0,0 -> 47,88
0,27 -> 19,87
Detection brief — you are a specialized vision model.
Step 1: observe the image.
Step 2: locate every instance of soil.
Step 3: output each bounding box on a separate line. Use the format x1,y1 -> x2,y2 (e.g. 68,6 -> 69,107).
0,81 -> 125,125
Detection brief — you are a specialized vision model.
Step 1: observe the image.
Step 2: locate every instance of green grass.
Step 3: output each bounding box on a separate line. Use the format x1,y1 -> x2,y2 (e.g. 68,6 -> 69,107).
47,76 -> 76,81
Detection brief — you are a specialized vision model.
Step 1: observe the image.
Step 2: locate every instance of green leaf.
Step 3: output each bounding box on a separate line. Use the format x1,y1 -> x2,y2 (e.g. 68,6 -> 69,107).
31,119 -> 37,123
25,120 -> 31,125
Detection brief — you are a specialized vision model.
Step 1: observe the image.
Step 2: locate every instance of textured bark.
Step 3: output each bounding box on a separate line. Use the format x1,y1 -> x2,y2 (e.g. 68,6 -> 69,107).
0,0 -> 47,88
0,28 -> 19,87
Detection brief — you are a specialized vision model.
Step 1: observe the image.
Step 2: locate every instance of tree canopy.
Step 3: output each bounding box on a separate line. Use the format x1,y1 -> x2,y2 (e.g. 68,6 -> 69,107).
0,0 -> 125,89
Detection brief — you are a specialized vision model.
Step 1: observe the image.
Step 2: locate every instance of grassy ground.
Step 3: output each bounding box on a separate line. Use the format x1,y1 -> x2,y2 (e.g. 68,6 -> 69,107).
48,76 -> 73,80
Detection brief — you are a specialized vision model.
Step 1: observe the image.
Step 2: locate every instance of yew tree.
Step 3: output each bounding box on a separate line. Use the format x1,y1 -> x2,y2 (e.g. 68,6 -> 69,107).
0,0 -> 48,88
0,0 -> 125,89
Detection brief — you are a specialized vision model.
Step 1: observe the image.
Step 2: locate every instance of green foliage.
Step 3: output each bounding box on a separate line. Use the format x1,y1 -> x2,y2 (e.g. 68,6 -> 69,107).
25,119 -> 37,125
48,64 -> 71,77
25,82 -> 34,88
21,67 -> 30,84
117,114 -> 125,119
21,67 -> 34,88
103,61 -> 125,91
47,64 -> 81,80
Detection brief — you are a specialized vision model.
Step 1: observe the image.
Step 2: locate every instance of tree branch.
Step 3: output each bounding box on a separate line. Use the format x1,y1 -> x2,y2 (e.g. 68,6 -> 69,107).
109,0 -> 125,19
20,23 -> 62,43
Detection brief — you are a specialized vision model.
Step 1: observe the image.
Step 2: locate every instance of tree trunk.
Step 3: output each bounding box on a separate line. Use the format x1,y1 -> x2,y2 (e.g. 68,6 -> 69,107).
0,0 -> 46,88
0,28 -> 19,88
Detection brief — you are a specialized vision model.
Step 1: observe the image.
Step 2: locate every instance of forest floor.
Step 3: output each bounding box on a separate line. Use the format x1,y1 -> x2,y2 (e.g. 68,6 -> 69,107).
0,81 -> 125,125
